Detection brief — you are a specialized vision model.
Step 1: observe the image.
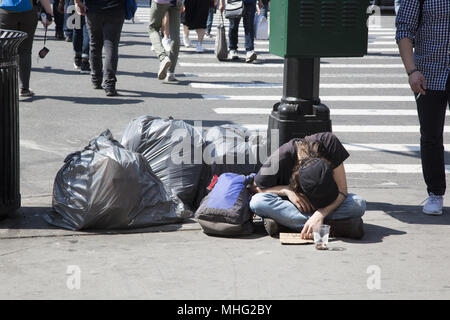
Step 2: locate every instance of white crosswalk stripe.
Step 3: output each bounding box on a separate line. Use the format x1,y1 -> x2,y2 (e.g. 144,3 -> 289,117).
136,9 -> 447,178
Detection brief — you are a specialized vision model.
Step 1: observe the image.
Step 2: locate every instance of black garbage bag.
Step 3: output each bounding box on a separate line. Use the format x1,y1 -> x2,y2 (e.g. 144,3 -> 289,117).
195,124 -> 265,207
121,116 -> 204,217
44,130 -> 180,230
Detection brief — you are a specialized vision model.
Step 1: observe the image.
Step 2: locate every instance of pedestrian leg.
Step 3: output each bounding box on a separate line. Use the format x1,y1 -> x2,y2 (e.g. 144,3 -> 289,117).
86,11 -> 104,87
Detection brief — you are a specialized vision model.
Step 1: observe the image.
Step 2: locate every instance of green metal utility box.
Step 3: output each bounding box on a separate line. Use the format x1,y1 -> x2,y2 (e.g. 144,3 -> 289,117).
270,0 -> 371,58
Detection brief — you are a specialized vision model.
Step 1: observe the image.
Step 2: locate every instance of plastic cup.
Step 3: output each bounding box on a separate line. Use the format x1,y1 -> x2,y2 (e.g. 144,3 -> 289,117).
314,224 -> 330,250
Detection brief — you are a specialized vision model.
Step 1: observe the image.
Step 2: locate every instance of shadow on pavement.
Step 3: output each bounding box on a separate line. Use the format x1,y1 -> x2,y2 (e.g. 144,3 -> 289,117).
340,223 -> 407,244
24,95 -> 144,105
0,207 -> 267,239
0,207 -> 195,236
367,202 -> 450,225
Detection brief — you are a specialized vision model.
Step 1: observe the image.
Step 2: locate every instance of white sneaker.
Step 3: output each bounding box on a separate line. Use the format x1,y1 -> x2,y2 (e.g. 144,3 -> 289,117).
162,37 -> 171,52
183,35 -> 191,47
196,43 -> 204,53
158,56 -> 171,80
164,72 -> 179,84
229,50 -> 238,60
422,193 -> 443,215
245,50 -> 257,63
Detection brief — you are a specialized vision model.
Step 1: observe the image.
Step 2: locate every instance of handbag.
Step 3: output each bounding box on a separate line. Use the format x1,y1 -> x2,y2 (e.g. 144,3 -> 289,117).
215,13 -> 228,61
125,0 -> 137,20
225,0 -> 244,19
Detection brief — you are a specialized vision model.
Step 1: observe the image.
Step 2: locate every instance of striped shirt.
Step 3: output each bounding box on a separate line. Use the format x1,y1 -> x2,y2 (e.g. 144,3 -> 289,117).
395,0 -> 450,91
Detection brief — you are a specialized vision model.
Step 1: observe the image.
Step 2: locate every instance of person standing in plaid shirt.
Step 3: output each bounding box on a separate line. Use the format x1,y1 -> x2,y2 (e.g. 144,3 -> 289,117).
396,0 -> 450,215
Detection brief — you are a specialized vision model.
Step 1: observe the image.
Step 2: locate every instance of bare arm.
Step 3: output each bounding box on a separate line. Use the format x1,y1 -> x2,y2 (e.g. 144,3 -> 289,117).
40,0 -> 53,15
398,38 -> 426,95
252,182 -> 314,213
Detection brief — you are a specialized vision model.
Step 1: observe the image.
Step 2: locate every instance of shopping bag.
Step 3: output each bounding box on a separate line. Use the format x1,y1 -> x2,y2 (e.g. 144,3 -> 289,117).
215,13 -> 228,61
254,14 -> 269,40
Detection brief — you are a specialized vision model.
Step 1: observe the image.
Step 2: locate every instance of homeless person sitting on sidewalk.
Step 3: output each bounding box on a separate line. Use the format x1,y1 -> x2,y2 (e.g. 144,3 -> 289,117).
250,132 -> 366,239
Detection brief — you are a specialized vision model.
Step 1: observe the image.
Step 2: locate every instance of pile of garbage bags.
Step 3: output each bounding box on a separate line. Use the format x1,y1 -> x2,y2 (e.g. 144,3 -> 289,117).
46,117 -> 266,230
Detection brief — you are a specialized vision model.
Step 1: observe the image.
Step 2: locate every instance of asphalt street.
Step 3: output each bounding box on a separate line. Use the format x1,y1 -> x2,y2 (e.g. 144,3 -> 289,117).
1,5 -> 450,300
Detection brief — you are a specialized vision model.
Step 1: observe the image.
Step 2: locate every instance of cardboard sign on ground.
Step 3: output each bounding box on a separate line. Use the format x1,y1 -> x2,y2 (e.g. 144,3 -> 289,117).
279,233 -> 315,245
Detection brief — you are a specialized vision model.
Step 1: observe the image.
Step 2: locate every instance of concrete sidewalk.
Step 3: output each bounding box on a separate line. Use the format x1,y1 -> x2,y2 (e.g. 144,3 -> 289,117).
1,12 -> 450,300
2,188 -> 450,299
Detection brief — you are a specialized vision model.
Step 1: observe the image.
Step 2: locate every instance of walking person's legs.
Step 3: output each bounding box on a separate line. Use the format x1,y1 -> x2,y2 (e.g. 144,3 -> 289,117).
195,28 -> 206,52
86,11 -> 104,88
228,17 -> 240,59
416,76 -> 450,214
64,0 -> 73,40
165,0 -> 181,81
148,1 -> 172,79
102,9 -> 125,95
206,6 -> 215,36
80,17 -> 91,73
53,0 -> 65,39
0,10 -> 37,96
72,9 -> 83,70
243,2 -> 256,62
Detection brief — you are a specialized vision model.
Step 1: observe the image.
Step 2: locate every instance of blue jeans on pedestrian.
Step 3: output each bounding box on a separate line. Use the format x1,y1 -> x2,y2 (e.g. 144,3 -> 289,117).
64,0 -> 74,38
72,14 -> 90,58
394,0 -> 401,14
206,6 -> 217,34
249,193 -> 366,231
228,2 -> 256,52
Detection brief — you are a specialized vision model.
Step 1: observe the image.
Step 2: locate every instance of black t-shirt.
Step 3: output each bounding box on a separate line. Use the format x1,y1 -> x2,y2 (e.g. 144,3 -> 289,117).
254,132 -> 349,189
85,0 -> 125,11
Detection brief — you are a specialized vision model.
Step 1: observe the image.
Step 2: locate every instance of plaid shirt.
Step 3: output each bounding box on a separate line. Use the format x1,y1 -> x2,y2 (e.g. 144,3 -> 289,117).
395,0 -> 450,91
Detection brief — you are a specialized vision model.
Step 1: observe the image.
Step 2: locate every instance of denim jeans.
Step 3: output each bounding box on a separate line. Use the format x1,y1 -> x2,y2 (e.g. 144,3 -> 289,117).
73,14 -> 90,58
64,0 -> 74,38
206,5 -> 217,34
228,2 -> 256,52
86,9 -> 125,88
394,0 -> 402,14
249,193 -> 366,231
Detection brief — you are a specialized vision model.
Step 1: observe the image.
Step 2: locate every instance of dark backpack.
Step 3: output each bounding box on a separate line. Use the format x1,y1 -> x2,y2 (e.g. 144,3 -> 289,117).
195,173 -> 255,237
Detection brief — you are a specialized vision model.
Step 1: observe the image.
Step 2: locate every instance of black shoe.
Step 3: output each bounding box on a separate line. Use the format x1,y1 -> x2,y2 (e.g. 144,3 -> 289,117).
92,81 -> 103,89
55,30 -> 64,40
74,56 -> 82,70
80,59 -> 91,74
105,87 -> 117,96
327,217 -> 364,239
263,218 -> 279,237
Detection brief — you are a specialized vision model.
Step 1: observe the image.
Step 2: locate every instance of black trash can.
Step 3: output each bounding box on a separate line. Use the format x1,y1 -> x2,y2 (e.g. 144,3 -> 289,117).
0,29 -> 27,219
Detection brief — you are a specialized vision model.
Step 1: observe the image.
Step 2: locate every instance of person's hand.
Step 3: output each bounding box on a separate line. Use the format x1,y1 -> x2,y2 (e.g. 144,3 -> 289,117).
219,2 -> 224,12
41,13 -> 53,27
285,190 -> 314,214
409,70 -> 426,95
300,211 -> 325,240
75,1 -> 87,15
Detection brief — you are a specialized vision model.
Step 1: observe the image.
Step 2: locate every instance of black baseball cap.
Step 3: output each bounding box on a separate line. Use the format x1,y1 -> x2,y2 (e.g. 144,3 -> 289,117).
297,158 -> 339,209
